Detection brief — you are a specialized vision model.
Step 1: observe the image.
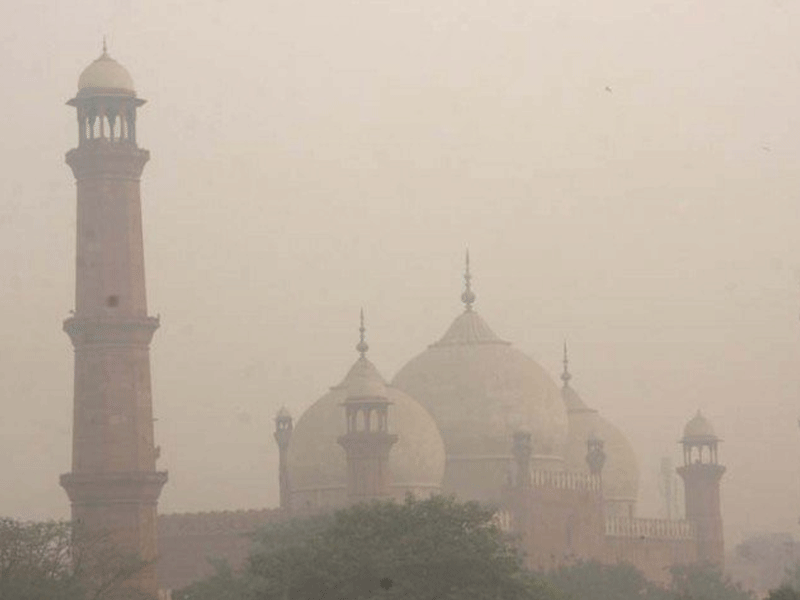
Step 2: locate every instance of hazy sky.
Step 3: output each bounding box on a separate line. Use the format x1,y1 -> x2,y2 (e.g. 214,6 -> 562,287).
1,0 -> 799,549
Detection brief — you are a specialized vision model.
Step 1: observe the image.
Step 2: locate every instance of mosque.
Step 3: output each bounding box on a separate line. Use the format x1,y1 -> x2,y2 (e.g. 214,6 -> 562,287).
59,48 -> 727,597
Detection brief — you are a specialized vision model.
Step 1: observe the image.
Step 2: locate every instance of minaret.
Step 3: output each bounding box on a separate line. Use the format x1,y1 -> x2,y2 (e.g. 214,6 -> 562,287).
586,433 -> 606,477
677,411 -> 725,567
59,45 -> 167,596
274,406 -> 293,512
337,311 -> 398,502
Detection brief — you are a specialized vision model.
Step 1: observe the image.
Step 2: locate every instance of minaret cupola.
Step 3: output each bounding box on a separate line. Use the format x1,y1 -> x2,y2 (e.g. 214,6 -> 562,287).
68,41 -> 144,146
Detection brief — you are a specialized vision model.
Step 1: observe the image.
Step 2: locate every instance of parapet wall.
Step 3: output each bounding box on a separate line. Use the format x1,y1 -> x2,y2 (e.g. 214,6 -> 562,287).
605,517 -> 696,541
531,469 -> 601,492
604,517 -> 698,584
159,508 -> 284,536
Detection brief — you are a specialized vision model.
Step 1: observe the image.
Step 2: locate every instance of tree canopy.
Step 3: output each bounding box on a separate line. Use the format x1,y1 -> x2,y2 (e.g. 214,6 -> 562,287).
668,563 -> 753,600
542,560 -> 669,600
176,495 -> 561,600
766,586 -> 800,600
176,497 -> 769,600
539,560 -> 759,600
0,517 -> 155,600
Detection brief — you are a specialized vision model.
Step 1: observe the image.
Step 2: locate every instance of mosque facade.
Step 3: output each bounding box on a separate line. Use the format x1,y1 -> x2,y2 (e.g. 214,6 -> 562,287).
262,260 -> 724,585
60,49 -> 726,596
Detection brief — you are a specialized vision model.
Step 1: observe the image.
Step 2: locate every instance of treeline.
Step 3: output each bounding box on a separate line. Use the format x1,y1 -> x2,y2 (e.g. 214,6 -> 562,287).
3,497 -> 799,600
173,496 -> 798,600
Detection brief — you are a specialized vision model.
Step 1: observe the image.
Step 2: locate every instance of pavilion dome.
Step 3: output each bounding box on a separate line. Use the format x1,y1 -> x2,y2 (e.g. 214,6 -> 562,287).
682,410 -> 717,442
77,46 -> 135,96
287,355 -> 445,513
560,370 -> 640,518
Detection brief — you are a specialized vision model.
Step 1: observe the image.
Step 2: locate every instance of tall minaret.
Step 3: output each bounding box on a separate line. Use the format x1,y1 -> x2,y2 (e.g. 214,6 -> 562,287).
60,45 -> 167,596
337,311 -> 398,502
274,406 -> 293,512
677,411 -> 725,567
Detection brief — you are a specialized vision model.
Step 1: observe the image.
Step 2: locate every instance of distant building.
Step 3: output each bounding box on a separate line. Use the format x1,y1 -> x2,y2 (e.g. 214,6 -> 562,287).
60,50 -> 726,596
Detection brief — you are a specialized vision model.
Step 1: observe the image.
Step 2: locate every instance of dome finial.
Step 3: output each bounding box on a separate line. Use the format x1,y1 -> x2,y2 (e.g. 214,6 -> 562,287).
102,36 -> 108,57
356,308 -> 369,358
561,340 -> 572,386
461,248 -> 476,311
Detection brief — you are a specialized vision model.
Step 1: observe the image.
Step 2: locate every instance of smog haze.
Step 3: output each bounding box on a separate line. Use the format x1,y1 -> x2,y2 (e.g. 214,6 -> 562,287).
1,0 -> 799,550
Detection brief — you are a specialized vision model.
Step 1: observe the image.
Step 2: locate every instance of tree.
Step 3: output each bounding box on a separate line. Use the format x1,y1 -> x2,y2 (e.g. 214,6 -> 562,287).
0,517 -> 155,600
541,560 -> 670,600
766,586 -> 800,600
668,563 -> 754,600
178,495 -> 561,600
173,559 -> 250,600
783,563 -> 800,593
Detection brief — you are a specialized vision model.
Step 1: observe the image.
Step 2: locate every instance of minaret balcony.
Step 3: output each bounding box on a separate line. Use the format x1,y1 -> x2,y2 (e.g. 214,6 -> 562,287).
64,315 -> 160,347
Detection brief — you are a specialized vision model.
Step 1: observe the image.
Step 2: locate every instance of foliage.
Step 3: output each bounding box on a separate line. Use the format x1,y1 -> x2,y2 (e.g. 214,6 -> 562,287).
0,517 -> 155,600
0,518 -> 81,600
541,559 -> 760,600
541,560 -> 669,600
668,562 -> 754,600
784,564 -> 800,593
766,586 -> 800,600
172,559 -> 249,600
177,494 -> 560,600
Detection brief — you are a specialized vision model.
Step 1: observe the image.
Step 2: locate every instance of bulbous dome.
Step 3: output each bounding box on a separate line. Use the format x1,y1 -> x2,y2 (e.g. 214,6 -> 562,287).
77,49 -> 135,96
683,410 -> 717,441
287,356 -> 446,512
392,309 -> 567,502
561,382 -> 640,518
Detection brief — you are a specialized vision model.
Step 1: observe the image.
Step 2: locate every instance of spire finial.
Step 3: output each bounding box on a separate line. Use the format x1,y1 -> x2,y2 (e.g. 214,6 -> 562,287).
102,36 -> 108,56
356,308 -> 369,358
561,340 -> 572,386
461,248 -> 476,311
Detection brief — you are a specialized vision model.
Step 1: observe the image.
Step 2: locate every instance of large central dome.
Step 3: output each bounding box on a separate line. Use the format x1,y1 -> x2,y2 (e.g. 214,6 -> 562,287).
391,260 -> 567,502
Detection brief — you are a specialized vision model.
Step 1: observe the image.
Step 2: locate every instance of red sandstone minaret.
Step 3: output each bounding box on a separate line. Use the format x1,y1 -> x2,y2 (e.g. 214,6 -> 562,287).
677,411 -> 725,568
337,311 -> 398,502
59,44 -> 167,597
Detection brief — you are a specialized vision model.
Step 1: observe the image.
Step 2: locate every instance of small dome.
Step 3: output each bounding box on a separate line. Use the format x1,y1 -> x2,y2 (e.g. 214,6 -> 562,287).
561,383 -> 640,517
287,358 -> 446,512
77,49 -> 135,96
276,406 -> 292,419
683,410 -> 717,441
